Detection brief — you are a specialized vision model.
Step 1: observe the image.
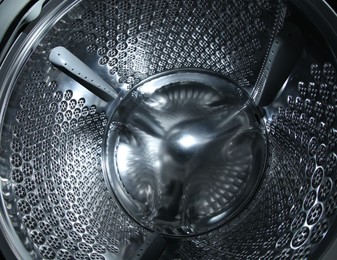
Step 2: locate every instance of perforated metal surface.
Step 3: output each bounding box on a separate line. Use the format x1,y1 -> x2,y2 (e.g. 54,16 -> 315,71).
66,0 -> 285,89
0,0 -> 337,259
159,62 -> 337,260
3,76 -> 146,259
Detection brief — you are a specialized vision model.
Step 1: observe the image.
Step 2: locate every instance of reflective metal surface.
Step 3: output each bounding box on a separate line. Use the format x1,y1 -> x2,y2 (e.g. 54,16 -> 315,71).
0,0 -> 336,259
105,70 -> 267,236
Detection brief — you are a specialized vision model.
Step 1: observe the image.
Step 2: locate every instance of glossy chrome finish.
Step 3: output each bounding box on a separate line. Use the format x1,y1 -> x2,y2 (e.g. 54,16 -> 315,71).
49,46 -> 118,101
1,0 -> 337,259
104,70 -> 268,236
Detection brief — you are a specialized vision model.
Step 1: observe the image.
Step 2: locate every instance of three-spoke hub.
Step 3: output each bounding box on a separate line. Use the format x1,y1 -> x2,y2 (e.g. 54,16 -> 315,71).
104,70 -> 268,236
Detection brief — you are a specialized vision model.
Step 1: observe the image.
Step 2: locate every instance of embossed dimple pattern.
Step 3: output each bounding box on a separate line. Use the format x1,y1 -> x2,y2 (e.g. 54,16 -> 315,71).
3,43 -> 146,260
264,62 -> 337,256
1,0 -> 336,259
69,0 -> 285,89
170,61 -> 337,259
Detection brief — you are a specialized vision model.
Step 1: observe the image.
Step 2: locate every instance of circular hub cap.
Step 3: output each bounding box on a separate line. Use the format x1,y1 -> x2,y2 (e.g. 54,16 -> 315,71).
104,70 -> 268,236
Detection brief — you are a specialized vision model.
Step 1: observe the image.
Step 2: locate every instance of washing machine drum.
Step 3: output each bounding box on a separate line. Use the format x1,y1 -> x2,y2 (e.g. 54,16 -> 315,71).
0,0 -> 337,259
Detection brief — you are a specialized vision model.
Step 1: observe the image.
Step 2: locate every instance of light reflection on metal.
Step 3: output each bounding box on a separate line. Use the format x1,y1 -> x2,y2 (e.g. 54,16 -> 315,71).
104,70 -> 268,236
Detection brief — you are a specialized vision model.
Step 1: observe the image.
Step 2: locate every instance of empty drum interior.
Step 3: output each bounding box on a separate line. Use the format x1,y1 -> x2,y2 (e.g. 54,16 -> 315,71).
0,0 -> 336,259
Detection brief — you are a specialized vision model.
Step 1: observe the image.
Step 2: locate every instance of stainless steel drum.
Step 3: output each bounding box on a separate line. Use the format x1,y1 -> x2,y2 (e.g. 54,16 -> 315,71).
0,0 -> 336,259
